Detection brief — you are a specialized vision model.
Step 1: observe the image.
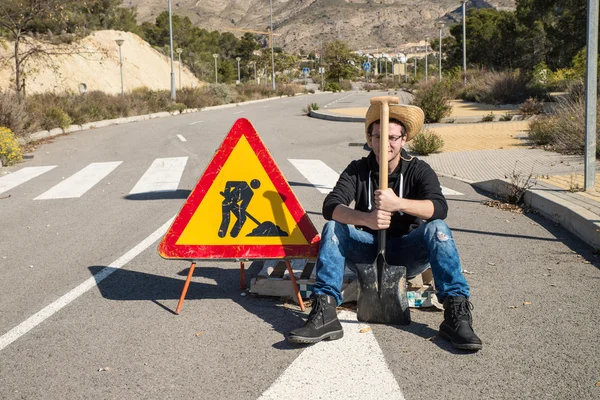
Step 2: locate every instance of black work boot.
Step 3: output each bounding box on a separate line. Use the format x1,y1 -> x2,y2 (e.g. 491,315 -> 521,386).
288,294 -> 343,344
439,296 -> 483,351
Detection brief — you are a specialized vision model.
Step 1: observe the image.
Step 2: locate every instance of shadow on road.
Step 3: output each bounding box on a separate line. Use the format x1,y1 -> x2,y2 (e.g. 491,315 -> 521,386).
88,262 -> 306,346
123,189 -> 191,201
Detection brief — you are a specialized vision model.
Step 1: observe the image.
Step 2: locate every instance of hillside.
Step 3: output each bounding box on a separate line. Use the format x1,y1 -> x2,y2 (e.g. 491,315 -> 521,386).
0,30 -> 201,95
124,0 -> 516,52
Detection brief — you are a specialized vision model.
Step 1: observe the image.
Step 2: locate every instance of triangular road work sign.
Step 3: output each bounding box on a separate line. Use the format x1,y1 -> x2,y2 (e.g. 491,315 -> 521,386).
159,118 -> 320,260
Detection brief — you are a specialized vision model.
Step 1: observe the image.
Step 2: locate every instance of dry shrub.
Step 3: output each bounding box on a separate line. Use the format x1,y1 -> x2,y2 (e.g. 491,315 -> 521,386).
0,91 -> 28,136
520,97 -> 545,115
461,70 -> 545,105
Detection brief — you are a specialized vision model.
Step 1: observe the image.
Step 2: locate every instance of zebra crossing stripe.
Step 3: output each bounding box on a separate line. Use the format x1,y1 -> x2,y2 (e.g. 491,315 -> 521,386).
258,311 -> 405,399
35,162 -> 122,200
129,157 -> 188,194
289,158 -> 463,196
0,166 -> 57,195
288,159 -> 339,194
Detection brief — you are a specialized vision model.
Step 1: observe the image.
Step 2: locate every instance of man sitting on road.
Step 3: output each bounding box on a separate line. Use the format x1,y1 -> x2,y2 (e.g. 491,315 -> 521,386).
288,103 -> 483,351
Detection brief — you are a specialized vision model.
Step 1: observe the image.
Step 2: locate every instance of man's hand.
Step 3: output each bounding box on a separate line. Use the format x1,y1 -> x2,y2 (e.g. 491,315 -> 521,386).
374,188 -> 400,213
363,209 -> 392,230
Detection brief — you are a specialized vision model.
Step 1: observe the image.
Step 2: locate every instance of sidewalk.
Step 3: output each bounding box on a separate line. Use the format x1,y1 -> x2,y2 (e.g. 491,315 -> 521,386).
310,101 -> 600,250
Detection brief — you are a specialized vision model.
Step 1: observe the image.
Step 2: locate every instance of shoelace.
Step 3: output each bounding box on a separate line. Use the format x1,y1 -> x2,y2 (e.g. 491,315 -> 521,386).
451,299 -> 474,326
308,296 -> 325,323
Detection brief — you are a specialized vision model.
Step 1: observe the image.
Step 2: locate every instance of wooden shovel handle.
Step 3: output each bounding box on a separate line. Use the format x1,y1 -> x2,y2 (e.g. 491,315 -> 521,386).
370,96 -> 400,254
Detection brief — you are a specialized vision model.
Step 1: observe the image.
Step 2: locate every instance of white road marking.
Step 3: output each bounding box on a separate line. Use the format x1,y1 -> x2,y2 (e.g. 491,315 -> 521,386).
129,157 -> 188,194
288,159 -> 339,194
0,217 -> 175,352
258,311 -> 405,399
189,120 -> 203,125
291,158 -> 463,196
442,186 -> 464,196
177,134 -> 187,142
35,162 -> 121,200
0,166 -> 56,195
233,111 -> 244,115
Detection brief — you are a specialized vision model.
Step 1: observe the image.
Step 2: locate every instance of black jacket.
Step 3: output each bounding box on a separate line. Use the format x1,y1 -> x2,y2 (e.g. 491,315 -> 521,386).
322,149 -> 448,237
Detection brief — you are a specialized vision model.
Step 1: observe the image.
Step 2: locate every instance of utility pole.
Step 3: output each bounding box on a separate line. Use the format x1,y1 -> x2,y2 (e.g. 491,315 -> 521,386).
436,22 -> 444,81
168,0 -> 176,100
462,0 -> 467,86
176,48 -> 183,89
115,39 -> 125,96
585,0 -> 598,191
425,37 -> 429,81
269,0 -> 276,90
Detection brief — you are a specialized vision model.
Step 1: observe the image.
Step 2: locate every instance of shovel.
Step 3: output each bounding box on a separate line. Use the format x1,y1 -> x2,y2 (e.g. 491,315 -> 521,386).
355,96 -> 411,325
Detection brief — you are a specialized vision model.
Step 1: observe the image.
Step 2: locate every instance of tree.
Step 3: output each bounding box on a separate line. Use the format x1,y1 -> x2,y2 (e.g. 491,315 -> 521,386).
322,40 -> 360,83
0,0 -> 79,97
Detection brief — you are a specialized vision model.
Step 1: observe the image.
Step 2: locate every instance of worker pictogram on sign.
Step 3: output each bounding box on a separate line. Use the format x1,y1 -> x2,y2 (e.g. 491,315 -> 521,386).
158,118 -> 320,260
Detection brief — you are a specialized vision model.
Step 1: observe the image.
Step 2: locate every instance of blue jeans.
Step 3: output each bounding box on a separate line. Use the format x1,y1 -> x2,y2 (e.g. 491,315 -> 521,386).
313,220 -> 470,305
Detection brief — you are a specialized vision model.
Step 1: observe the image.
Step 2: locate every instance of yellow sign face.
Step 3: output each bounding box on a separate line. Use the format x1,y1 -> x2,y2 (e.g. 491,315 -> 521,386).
176,135 -> 309,246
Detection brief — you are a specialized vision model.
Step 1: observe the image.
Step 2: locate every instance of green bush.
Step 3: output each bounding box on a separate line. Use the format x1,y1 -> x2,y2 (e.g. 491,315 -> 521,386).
411,80 -> 452,123
500,112 -> 513,121
325,82 -> 341,92
166,102 -> 187,113
43,107 -> 73,130
208,83 -> 235,104
0,126 -> 23,166
408,129 -> 445,155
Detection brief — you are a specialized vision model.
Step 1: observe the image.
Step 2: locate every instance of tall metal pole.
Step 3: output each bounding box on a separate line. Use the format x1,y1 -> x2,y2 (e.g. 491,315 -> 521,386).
414,55 -> 417,79
269,0 -> 276,90
438,25 -> 443,81
462,1 -> 467,86
213,54 -> 218,83
168,0 -> 176,100
425,37 -> 428,81
236,57 -> 241,83
585,0 -> 598,191
177,49 -> 182,90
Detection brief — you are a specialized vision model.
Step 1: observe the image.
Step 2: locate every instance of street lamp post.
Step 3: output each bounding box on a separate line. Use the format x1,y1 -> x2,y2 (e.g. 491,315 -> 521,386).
269,0 -> 276,90
176,48 -> 183,89
462,0 -> 467,85
425,37 -> 429,81
236,57 -> 241,83
115,39 -> 125,96
436,22 -> 445,81
168,0 -> 176,100
213,54 -> 219,84
584,0 -> 599,191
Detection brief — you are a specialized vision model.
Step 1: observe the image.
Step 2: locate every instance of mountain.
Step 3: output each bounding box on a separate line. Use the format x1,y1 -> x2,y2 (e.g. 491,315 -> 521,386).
123,0 -> 516,53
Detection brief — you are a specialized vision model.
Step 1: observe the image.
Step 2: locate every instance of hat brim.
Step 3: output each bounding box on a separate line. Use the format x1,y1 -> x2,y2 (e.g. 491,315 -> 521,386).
364,104 -> 424,142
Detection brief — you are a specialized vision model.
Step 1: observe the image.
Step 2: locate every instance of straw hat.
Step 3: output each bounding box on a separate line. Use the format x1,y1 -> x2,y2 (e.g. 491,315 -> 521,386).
364,104 -> 425,142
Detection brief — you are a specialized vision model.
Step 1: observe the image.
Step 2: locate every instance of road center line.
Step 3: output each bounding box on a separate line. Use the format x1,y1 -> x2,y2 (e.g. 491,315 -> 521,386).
233,111 -> 244,115
189,120 -> 203,125
258,311 -> 405,399
177,134 -> 187,142
0,217 -> 175,352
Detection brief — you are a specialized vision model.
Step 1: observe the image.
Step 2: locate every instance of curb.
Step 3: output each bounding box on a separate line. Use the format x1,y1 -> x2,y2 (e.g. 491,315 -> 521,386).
472,178 -> 600,250
309,110 -> 530,125
17,92 -> 325,146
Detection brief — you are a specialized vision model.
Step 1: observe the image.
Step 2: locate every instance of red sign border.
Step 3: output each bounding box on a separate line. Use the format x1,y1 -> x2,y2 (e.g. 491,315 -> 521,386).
158,118 -> 320,260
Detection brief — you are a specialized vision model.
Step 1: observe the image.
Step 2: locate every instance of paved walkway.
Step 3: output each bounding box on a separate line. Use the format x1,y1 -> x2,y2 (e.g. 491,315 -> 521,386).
311,100 -> 600,250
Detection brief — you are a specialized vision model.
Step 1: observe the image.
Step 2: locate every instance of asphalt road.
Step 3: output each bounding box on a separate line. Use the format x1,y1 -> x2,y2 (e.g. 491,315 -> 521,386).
0,91 -> 598,400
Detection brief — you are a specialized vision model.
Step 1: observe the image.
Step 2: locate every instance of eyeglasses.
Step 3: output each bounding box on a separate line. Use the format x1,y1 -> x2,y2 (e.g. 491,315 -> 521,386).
369,134 -> 404,142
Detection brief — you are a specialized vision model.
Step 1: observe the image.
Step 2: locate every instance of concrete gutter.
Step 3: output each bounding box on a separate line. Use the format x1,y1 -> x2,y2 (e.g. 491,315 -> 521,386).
473,178 -> 600,250
18,92 -> 324,145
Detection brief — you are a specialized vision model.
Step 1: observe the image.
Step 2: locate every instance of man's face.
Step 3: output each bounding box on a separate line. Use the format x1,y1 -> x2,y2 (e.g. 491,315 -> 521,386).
368,121 -> 406,164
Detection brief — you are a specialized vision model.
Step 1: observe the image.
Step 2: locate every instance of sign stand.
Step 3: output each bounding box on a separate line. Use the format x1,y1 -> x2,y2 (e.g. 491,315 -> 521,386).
160,118 -> 320,314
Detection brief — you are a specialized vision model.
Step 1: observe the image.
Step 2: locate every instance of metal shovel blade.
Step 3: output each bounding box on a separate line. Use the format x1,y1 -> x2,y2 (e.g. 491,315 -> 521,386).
355,253 -> 411,325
